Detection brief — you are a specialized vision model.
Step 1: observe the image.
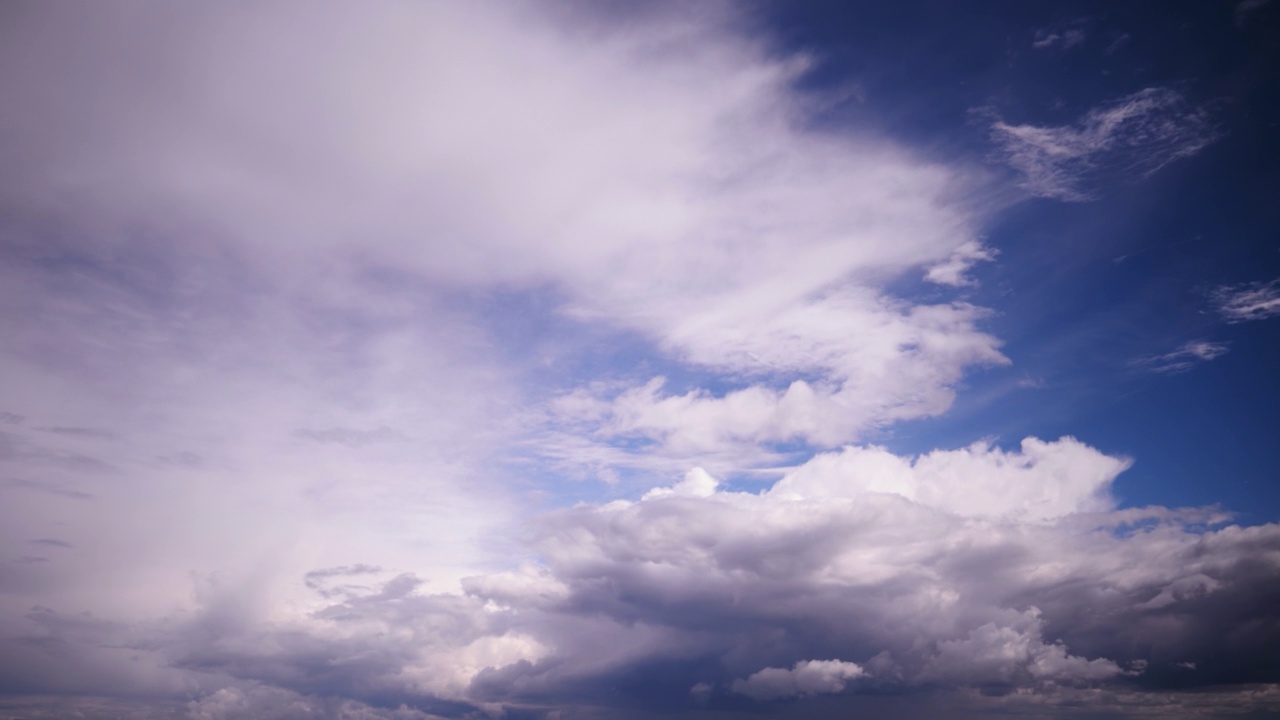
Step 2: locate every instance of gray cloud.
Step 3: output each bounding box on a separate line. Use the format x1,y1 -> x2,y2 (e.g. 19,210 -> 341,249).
35,426 -> 116,439
24,441 -> 1253,719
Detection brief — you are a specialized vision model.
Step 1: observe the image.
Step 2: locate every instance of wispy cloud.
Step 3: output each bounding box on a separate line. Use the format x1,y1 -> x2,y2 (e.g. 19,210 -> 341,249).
731,659 -> 865,701
1236,0 -> 1274,26
1032,27 -> 1087,50
1134,340 -> 1230,374
990,88 -> 1217,201
11,437 -> 1265,719
1214,278 -> 1280,322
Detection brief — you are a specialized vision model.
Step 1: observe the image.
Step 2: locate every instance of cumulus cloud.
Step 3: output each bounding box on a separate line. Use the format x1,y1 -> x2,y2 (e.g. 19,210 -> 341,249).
455,443 -> 1278,715
731,659 -> 865,701
2,436 -> 1277,718
1214,278 -> 1280,322
990,88 -> 1217,201
1133,340 -> 1230,374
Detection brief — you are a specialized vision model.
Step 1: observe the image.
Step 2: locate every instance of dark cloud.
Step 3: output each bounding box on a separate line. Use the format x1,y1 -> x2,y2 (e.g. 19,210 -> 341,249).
35,426 -> 116,439
27,539 -> 73,549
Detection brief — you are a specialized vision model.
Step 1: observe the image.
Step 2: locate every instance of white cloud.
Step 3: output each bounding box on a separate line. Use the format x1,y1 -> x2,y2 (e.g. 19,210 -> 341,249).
924,241 -> 997,287
732,659 -> 865,701
548,295 -> 1006,473
0,0 -> 1007,487
990,88 -> 1217,201
1134,340 -> 1230,374
446,437 -> 1279,714
770,436 -> 1128,521
1214,278 -> 1280,322
3,434 -> 1278,718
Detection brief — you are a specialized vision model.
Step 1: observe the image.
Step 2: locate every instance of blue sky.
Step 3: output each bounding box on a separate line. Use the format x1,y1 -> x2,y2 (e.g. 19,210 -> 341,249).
1,1 -> 1278,719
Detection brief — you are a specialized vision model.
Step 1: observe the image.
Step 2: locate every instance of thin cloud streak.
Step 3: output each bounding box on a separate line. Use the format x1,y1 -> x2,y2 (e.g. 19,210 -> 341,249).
1214,278 -> 1280,322
989,87 -> 1217,201
1133,340 -> 1230,374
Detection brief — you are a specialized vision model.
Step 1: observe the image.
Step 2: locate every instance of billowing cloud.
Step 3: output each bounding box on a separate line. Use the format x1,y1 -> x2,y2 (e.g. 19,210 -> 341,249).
3,436 -> 1278,718
732,659 -> 865,701
990,88 -> 1217,201
1214,278 -> 1280,322
1033,27 -> 1087,50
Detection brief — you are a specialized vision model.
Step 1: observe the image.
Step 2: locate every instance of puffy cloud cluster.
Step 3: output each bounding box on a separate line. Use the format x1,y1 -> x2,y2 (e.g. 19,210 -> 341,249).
3,437 -> 1278,718
547,296 -> 1006,472
1132,340 -> 1230,374
731,659 -> 865,701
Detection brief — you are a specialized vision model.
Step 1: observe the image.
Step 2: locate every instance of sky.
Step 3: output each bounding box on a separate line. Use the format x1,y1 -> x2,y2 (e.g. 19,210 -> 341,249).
0,1 -> 1278,719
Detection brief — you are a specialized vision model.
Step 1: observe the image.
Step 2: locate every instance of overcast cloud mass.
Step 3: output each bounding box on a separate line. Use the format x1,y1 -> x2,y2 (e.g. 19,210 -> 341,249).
1,1 -> 1279,719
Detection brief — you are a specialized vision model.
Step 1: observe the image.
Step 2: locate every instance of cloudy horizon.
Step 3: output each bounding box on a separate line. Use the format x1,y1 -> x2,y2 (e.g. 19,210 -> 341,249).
1,1 -> 1278,718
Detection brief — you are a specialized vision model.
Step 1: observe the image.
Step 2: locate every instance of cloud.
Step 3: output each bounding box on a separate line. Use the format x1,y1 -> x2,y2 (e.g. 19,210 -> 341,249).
1133,340 -> 1230,374
1214,278 -> 1280,322
731,659 -> 865,701
2,437 -> 1277,718
1032,28 -> 1087,50
990,88 -> 1217,201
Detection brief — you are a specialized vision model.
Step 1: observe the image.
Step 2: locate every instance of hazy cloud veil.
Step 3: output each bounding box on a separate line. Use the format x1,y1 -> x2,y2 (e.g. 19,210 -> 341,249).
0,2 -> 1277,719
